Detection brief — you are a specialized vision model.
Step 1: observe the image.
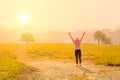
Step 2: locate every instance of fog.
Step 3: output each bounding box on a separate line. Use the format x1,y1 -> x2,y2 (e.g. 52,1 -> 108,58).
0,25 -> 120,45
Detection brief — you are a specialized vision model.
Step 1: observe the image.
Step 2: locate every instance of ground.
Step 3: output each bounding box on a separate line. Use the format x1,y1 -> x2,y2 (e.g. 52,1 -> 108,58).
14,44 -> 120,80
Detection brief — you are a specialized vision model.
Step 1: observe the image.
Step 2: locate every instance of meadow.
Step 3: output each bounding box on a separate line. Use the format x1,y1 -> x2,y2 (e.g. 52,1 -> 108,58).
1,43 -> 120,80
26,43 -> 120,66
0,44 -> 34,80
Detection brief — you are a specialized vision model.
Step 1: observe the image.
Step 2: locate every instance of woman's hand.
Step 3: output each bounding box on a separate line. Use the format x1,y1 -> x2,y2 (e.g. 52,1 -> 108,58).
83,32 -> 85,35
68,32 -> 71,35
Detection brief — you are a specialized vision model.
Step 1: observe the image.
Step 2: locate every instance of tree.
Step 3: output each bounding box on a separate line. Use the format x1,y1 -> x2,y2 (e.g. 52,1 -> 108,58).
21,32 -> 35,44
94,31 -> 106,44
102,37 -> 112,45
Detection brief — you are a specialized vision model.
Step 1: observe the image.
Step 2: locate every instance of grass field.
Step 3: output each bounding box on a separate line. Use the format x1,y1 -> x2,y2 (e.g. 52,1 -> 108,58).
1,43 -> 119,80
26,43 -> 120,66
0,44 -> 18,55
0,44 -> 34,80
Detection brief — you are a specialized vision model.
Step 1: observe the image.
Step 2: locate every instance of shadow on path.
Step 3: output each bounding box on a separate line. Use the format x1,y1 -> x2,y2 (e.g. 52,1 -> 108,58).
78,66 -> 94,74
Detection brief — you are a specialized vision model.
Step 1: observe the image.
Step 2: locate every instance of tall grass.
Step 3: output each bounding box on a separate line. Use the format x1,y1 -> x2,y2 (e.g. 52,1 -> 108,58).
26,43 -> 74,59
82,44 -> 120,66
0,44 -> 29,80
0,44 -> 18,54
0,53 -> 27,80
26,43 -> 120,66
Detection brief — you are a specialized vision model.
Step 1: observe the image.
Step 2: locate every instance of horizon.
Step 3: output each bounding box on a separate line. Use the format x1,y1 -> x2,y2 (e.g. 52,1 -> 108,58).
0,26 -> 120,44
0,1 -> 120,80
1,24 -> 120,33
0,0 -> 120,44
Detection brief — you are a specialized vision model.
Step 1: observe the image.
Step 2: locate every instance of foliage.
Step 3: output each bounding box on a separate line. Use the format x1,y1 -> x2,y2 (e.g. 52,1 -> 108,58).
94,31 -> 112,45
26,43 -> 120,66
0,53 -> 26,80
0,44 -> 31,80
102,37 -> 112,45
26,43 -> 74,59
21,32 -> 35,44
94,31 -> 106,44
0,44 -> 19,54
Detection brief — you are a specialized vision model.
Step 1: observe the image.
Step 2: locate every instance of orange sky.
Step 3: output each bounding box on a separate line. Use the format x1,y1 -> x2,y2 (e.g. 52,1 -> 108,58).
0,0 -> 120,32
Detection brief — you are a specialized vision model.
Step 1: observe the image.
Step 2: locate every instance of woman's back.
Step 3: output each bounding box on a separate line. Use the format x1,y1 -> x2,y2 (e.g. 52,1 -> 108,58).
74,38 -> 80,50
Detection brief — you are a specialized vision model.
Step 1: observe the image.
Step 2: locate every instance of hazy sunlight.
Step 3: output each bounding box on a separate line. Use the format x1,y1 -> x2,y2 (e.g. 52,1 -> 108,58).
20,14 -> 28,24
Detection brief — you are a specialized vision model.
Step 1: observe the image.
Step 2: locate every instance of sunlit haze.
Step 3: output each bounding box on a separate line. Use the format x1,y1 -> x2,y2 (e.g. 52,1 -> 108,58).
0,0 -> 120,44
0,1 -> 120,80
20,14 -> 28,24
0,0 -> 120,32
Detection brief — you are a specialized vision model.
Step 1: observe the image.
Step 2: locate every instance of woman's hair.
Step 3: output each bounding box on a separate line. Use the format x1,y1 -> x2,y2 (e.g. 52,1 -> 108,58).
75,37 -> 79,41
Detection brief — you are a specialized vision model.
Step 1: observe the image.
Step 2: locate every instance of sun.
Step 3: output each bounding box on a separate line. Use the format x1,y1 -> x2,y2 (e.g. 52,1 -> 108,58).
20,14 -> 28,23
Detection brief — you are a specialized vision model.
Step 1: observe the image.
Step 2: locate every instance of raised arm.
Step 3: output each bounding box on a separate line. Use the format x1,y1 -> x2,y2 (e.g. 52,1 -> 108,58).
80,32 -> 85,42
68,32 -> 74,42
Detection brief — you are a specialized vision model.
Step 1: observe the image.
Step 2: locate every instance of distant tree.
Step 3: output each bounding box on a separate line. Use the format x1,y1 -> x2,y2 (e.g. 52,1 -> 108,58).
94,31 -> 106,44
21,32 -> 35,44
102,37 -> 112,45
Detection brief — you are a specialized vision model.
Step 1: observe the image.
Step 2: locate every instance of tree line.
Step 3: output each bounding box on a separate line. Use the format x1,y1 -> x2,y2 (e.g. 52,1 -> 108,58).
21,31 -> 112,45
94,31 -> 112,45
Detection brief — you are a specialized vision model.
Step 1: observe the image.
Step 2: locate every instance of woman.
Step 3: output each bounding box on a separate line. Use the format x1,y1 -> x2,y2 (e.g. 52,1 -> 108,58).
68,32 -> 85,66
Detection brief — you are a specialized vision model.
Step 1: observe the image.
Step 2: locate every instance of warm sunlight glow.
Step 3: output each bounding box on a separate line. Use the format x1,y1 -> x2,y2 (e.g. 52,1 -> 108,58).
20,14 -> 28,24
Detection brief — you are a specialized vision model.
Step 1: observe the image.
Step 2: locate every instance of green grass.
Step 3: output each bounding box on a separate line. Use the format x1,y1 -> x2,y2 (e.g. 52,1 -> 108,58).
0,44 -> 36,80
0,44 -> 19,55
26,43 -> 120,66
26,43 -> 74,59
0,53 -> 26,80
82,44 -> 120,66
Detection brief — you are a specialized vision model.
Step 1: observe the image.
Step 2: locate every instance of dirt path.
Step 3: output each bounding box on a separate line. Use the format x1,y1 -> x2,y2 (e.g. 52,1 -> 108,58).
14,44 -> 120,80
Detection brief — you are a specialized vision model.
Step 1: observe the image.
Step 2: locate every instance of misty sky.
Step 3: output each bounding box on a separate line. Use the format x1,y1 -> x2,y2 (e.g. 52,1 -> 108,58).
0,0 -> 120,32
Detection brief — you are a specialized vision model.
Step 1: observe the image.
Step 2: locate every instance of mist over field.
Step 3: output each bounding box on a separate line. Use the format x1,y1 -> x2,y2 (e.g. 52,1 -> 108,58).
1,0 -> 120,80
0,25 -> 120,44
0,0 -> 120,45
